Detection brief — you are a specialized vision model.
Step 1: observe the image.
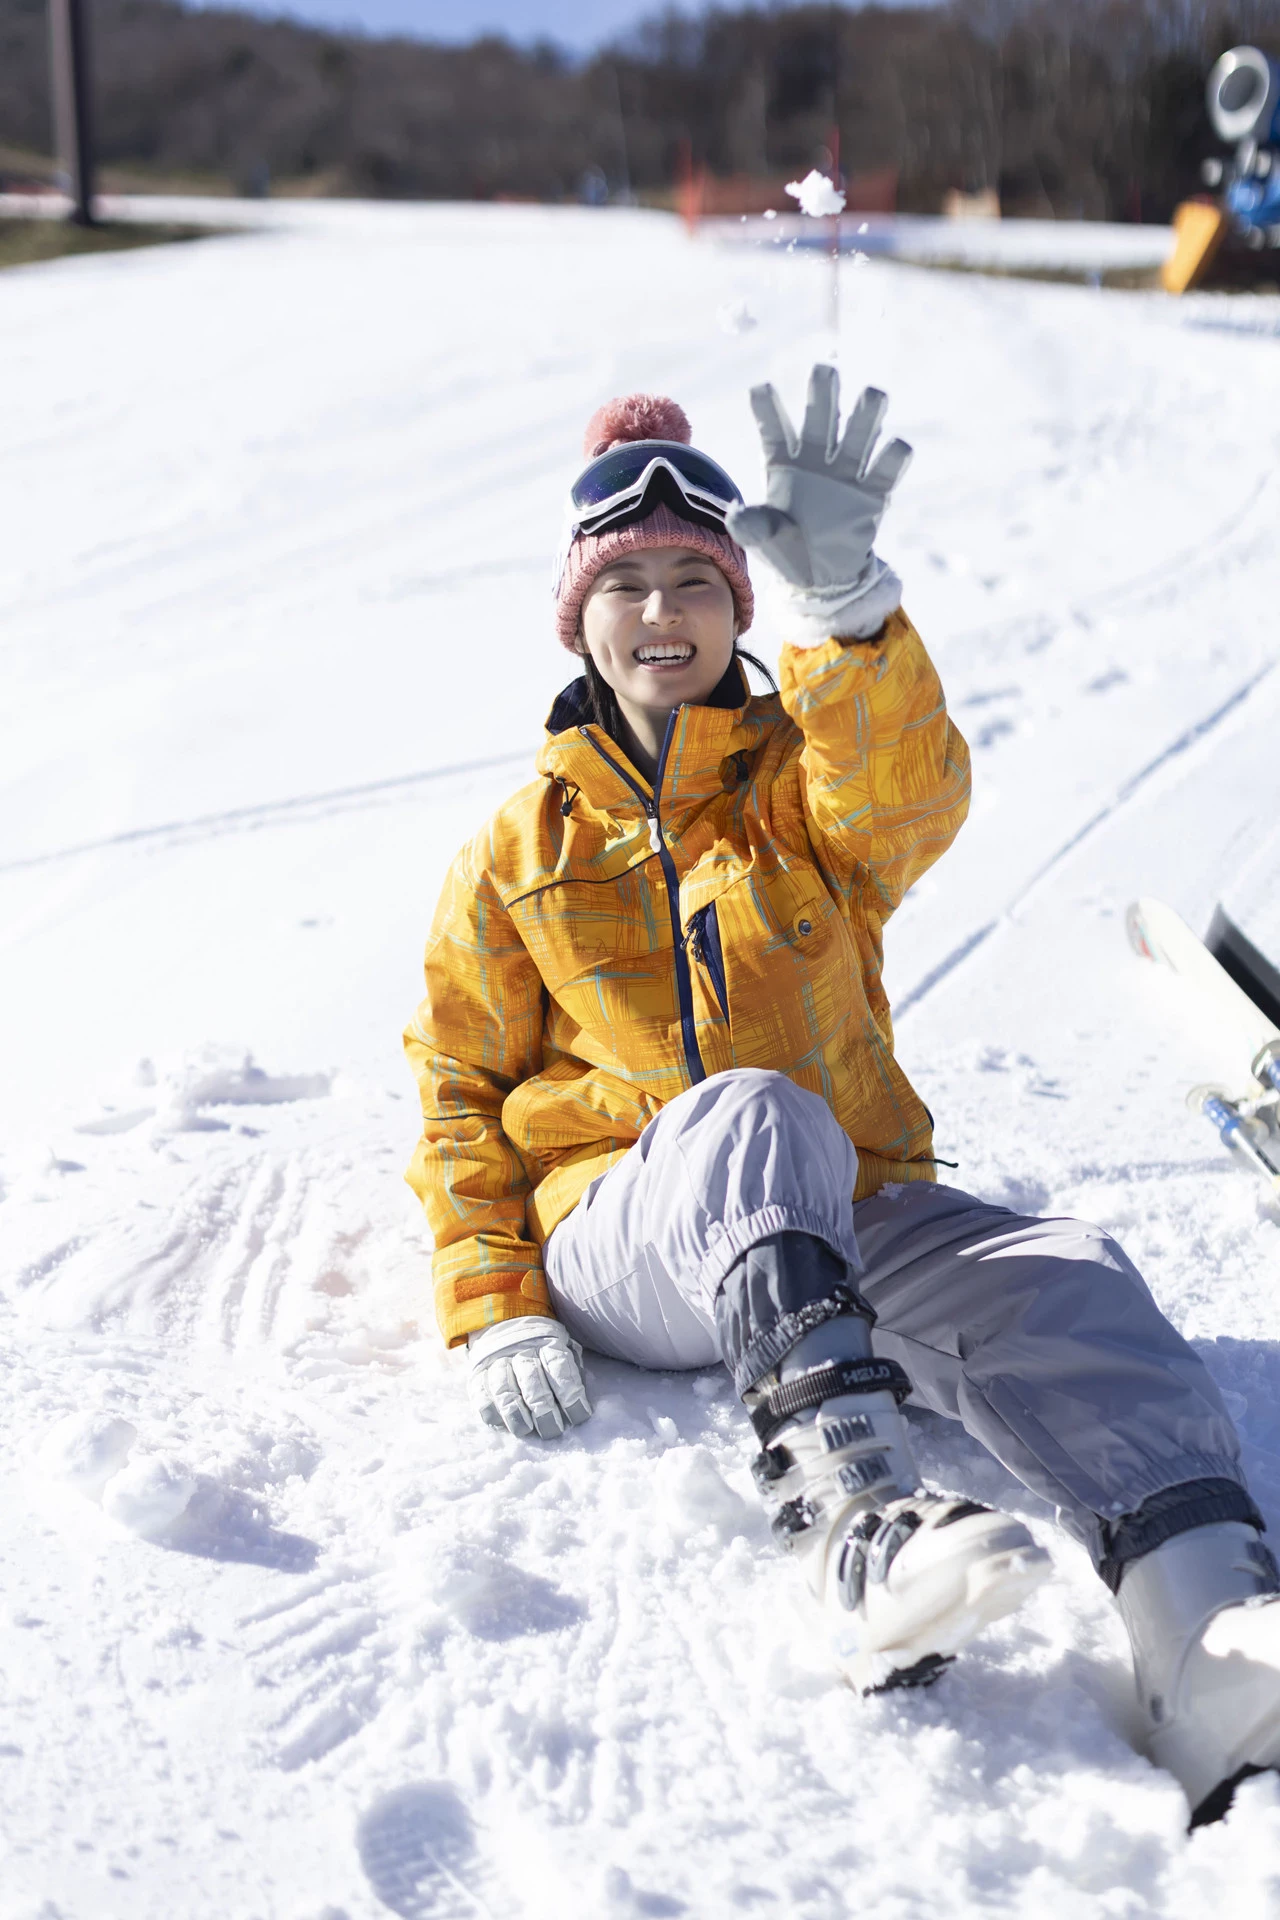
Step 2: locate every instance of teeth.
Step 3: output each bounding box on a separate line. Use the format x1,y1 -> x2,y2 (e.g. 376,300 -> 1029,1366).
636,645 -> 694,663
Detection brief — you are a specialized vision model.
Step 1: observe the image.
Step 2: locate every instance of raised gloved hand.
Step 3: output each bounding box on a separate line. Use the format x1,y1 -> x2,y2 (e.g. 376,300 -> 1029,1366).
467,1319 -> 592,1440
727,363 -> 911,645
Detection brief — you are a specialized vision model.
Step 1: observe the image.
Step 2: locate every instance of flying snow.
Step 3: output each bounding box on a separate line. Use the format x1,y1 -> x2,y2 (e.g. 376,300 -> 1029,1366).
786,168 -> 848,218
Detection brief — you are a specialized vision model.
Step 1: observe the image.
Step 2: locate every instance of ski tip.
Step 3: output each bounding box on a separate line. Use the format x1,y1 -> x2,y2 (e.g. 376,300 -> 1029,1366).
1126,900 -> 1155,961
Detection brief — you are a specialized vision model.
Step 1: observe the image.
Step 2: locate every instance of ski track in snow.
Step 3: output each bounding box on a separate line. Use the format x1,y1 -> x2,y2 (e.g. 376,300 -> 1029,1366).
0,749 -> 535,877
3,201 -> 1280,1916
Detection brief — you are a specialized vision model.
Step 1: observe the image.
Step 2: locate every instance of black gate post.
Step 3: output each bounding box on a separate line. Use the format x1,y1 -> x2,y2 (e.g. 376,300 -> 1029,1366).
49,0 -> 96,225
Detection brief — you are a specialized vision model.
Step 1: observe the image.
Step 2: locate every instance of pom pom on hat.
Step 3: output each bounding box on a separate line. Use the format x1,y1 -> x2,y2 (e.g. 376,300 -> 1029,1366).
583,393 -> 692,459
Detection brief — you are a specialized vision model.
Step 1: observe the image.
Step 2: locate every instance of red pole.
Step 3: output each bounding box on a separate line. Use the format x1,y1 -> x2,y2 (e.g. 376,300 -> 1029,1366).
677,137 -> 705,235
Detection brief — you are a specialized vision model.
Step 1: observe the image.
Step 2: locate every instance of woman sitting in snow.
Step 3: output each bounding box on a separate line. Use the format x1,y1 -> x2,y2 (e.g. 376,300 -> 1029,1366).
405,367 -> 1280,1826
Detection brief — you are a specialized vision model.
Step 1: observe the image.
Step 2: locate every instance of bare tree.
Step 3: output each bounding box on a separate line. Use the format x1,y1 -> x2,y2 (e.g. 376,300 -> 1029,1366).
4,0 -> 1279,217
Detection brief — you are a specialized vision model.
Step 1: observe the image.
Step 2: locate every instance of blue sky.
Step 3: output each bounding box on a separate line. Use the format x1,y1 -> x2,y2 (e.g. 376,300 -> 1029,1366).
189,0 -> 695,52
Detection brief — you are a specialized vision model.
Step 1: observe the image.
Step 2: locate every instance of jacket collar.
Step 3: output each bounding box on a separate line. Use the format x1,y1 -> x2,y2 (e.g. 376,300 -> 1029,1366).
536,658 -> 777,822
543,656 -> 749,736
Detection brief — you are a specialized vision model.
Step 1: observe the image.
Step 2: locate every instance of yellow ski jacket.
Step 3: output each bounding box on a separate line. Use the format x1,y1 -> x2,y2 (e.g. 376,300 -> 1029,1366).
406,612 -> 970,1347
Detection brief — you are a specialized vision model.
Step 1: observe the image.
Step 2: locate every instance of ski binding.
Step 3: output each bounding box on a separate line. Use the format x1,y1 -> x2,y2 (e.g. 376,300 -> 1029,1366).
1127,897 -> 1280,1196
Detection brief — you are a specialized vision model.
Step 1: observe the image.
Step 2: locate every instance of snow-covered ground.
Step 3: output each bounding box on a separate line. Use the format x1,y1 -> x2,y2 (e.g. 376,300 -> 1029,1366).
3,198 -> 1280,1918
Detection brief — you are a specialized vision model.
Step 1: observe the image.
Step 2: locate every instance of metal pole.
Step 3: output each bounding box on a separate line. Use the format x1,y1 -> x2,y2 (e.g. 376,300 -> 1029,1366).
611,64 -> 632,204
49,0 -> 96,226
828,123 -> 841,359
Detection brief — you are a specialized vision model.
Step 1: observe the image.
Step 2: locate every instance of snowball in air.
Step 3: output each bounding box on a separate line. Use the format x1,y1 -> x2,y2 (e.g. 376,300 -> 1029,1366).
785,170 -> 847,218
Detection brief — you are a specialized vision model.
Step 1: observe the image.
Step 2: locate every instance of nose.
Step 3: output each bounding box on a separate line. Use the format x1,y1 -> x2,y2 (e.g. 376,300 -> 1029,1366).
642,590 -> 682,629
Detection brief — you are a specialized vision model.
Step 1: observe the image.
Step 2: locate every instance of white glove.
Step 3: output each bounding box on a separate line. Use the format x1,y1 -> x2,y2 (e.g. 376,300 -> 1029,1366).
467,1319 -> 592,1440
727,363 -> 911,646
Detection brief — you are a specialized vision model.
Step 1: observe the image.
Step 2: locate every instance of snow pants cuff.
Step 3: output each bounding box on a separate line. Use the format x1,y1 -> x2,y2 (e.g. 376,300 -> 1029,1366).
714,1231 -> 877,1396
1099,1478 -> 1267,1593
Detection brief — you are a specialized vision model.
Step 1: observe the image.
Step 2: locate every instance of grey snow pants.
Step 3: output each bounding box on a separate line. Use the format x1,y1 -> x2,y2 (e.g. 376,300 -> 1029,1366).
543,1068 -> 1249,1573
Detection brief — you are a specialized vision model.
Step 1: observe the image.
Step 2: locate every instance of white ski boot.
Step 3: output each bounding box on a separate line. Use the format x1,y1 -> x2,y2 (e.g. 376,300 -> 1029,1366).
1117,1520 -> 1280,1824
750,1324 -> 1051,1693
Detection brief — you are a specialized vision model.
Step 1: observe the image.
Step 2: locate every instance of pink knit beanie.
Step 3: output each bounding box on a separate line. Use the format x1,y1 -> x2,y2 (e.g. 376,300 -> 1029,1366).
554,394 -> 754,650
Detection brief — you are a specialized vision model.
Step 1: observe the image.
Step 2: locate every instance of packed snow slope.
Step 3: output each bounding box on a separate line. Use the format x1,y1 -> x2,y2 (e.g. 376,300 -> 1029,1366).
2,199 -> 1280,1920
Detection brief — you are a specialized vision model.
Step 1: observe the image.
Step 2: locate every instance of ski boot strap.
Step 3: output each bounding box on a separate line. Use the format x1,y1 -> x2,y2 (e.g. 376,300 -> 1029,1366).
749,1356 -> 912,1450
734,1282 -> 879,1396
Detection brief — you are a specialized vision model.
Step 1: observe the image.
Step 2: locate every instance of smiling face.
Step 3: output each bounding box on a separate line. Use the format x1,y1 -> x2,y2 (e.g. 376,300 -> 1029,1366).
578,546 -> 738,735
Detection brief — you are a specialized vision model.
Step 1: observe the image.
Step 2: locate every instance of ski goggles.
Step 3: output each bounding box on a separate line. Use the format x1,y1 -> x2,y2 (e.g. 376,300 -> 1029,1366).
554,440 -> 744,591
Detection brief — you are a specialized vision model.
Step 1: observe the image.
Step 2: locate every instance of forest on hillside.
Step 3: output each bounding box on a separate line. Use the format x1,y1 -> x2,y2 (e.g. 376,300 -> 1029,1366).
2,0 -> 1279,217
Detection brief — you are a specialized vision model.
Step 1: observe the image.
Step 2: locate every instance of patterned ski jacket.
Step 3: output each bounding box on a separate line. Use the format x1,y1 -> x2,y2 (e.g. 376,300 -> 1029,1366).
405,612 -> 970,1347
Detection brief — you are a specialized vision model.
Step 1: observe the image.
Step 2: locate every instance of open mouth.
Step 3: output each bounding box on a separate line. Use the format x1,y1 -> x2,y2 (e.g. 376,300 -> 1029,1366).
634,643 -> 695,667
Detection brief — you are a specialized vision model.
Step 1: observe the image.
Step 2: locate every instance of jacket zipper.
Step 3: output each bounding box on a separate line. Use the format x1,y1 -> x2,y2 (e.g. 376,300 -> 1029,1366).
580,719 -> 706,1086
687,903 -> 729,1023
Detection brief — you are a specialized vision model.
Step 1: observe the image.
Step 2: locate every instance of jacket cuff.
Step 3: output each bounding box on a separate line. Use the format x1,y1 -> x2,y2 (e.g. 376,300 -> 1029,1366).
437,1270 -> 555,1349
777,557 -> 903,648
467,1317 -> 570,1361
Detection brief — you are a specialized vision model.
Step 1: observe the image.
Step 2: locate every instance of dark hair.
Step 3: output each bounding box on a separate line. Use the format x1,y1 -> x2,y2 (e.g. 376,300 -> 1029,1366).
583,651 -> 626,740
736,647 -> 779,691
583,645 -> 777,745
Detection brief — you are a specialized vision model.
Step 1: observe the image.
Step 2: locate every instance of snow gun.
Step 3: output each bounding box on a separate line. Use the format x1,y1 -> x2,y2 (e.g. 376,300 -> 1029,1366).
1163,45 -> 1280,293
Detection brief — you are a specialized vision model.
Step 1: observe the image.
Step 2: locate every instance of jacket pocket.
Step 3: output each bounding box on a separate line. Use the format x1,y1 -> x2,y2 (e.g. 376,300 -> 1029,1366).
686,902 -> 729,1023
